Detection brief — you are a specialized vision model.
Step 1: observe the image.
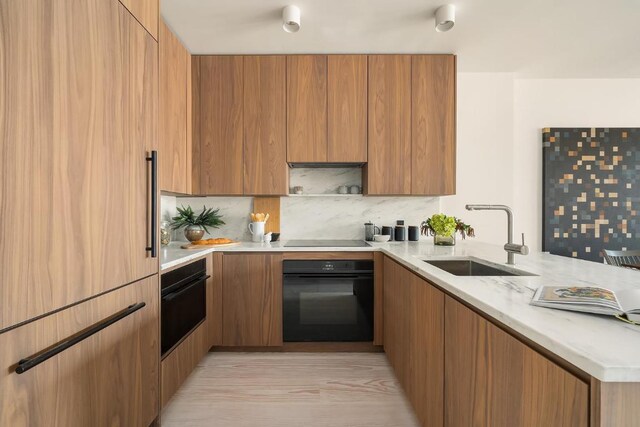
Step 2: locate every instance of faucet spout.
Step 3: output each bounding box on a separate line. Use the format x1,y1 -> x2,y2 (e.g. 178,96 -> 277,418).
465,204 -> 526,265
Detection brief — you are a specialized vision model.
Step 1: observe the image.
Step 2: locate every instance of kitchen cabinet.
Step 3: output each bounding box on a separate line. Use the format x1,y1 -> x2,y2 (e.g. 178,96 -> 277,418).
287,55 -> 367,164
161,253 -> 219,407
119,0 -> 158,40
365,54 -> 456,196
159,18 -> 191,194
383,257 -> 444,427
243,56 -> 289,195
0,275 -> 159,426
411,55 -> 456,195
328,55 -> 368,163
0,0 -> 158,331
222,253 -> 283,346
287,55 -> 328,163
194,56 -> 244,195
365,55 -> 412,195
444,296 -> 589,426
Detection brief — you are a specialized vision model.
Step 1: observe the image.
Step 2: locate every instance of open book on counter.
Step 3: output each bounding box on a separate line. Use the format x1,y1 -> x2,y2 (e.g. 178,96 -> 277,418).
531,285 -> 640,323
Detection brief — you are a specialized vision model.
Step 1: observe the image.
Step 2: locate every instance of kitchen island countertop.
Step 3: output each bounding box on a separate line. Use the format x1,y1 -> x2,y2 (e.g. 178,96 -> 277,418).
160,240 -> 640,382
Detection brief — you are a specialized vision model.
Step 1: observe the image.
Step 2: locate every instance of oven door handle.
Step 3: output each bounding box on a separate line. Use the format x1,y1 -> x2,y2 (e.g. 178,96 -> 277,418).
163,275 -> 210,302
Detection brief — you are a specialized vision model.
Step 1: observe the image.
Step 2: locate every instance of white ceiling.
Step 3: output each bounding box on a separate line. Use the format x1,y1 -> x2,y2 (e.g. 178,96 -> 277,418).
161,0 -> 640,78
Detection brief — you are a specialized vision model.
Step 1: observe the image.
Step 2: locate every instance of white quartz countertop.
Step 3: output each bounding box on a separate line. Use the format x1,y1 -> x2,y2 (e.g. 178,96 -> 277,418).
160,240 -> 640,382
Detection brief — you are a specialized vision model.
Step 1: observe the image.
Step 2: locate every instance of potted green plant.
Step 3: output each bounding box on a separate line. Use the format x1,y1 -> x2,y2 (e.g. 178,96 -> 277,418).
420,213 -> 475,246
170,205 -> 225,242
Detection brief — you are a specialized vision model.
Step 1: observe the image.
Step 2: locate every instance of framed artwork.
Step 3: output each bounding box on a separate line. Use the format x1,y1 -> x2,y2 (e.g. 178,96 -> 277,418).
542,128 -> 639,262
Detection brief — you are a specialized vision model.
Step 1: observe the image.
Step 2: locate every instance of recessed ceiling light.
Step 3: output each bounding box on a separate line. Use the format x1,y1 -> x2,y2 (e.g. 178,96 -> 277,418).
434,4 -> 455,32
282,5 -> 301,33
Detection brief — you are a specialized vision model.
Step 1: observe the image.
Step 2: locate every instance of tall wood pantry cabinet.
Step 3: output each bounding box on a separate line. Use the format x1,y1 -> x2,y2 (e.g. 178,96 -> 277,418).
0,0 -> 160,424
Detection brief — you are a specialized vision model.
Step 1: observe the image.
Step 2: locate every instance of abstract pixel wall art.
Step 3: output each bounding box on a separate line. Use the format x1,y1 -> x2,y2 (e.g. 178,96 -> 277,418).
542,128 -> 639,262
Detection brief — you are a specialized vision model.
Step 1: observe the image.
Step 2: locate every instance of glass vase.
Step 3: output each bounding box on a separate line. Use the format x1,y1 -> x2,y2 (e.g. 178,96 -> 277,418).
434,234 -> 455,246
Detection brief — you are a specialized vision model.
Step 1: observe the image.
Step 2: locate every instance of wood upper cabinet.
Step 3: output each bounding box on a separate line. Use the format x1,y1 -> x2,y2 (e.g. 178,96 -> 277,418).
159,19 -> 190,194
222,253 -> 283,346
383,257 -> 444,427
412,55 -> 456,195
444,296 -> 589,427
119,0 -> 158,40
0,0 -> 158,331
0,275 -> 159,426
194,56 -> 244,195
366,55 -> 412,195
287,55 -> 328,163
328,55 -> 368,163
243,56 -> 289,195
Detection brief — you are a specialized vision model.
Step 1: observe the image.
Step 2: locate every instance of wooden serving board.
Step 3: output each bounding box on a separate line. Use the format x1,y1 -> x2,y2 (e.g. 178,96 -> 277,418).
180,241 -> 242,250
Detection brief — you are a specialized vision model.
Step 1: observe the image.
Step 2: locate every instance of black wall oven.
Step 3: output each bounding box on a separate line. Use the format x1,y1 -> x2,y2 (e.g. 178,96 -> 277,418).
283,260 -> 374,342
161,259 -> 208,357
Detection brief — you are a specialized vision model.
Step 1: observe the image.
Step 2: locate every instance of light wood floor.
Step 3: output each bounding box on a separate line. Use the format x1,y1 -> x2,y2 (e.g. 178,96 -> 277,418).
161,352 -> 420,427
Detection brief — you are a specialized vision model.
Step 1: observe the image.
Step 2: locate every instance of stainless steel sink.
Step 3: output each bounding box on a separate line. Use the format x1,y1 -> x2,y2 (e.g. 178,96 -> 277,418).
424,259 -> 535,276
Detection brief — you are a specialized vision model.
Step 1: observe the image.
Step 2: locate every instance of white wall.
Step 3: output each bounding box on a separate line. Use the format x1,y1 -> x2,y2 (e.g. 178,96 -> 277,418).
513,79 -> 640,251
441,73 -> 516,246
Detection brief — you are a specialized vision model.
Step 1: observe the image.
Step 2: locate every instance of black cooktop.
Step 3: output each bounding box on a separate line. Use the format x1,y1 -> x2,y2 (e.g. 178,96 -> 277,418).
284,239 -> 371,248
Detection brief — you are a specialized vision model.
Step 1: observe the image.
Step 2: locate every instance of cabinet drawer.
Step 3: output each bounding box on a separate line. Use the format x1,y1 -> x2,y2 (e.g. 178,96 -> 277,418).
0,275 -> 159,427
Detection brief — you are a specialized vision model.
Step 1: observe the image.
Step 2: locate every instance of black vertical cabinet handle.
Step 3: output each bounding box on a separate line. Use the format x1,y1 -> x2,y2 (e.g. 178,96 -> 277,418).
15,302 -> 146,374
146,150 -> 158,258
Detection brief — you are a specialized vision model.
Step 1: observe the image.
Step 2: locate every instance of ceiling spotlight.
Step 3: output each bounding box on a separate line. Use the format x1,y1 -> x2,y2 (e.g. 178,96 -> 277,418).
434,4 -> 455,32
282,5 -> 301,33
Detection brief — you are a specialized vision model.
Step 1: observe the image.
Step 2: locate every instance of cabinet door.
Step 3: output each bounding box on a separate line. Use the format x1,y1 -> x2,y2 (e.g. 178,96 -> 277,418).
383,257 -> 444,427
327,55 -> 367,163
243,56 -> 289,195
0,275 -> 159,426
196,56 -> 244,195
222,254 -> 283,346
412,55 -> 456,195
159,19 -> 189,193
444,296 -> 589,427
0,0 -> 158,331
119,0 -> 158,40
366,55 -> 412,195
287,55 -> 328,163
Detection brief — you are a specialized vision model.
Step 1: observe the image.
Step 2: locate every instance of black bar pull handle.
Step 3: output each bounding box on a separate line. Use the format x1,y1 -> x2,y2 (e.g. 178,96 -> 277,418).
15,302 -> 146,374
146,150 -> 157,258
162,275 -> 211,302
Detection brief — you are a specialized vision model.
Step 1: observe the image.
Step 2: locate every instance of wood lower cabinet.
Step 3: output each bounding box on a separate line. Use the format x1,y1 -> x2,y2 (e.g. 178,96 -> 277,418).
159,18 -> 190,194
160,254 -> 218,408
0,0 -> 158,331
243,56 -> 289,195
383,257 -> 444,427
366,55 -> 412,195
0,275 -> 159,426
222,253 -> 283,346
444,295 -> 589,427
287,55 -> 328,163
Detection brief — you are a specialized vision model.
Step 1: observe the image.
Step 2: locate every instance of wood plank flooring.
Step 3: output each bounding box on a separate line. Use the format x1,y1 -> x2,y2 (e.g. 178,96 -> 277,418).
161,352 -> 420,427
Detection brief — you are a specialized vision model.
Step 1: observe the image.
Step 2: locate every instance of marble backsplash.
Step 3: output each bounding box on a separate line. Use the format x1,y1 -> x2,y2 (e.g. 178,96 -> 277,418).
162,194 -> 440,242
161,168 -> 441,242
289,168 -> 362,194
